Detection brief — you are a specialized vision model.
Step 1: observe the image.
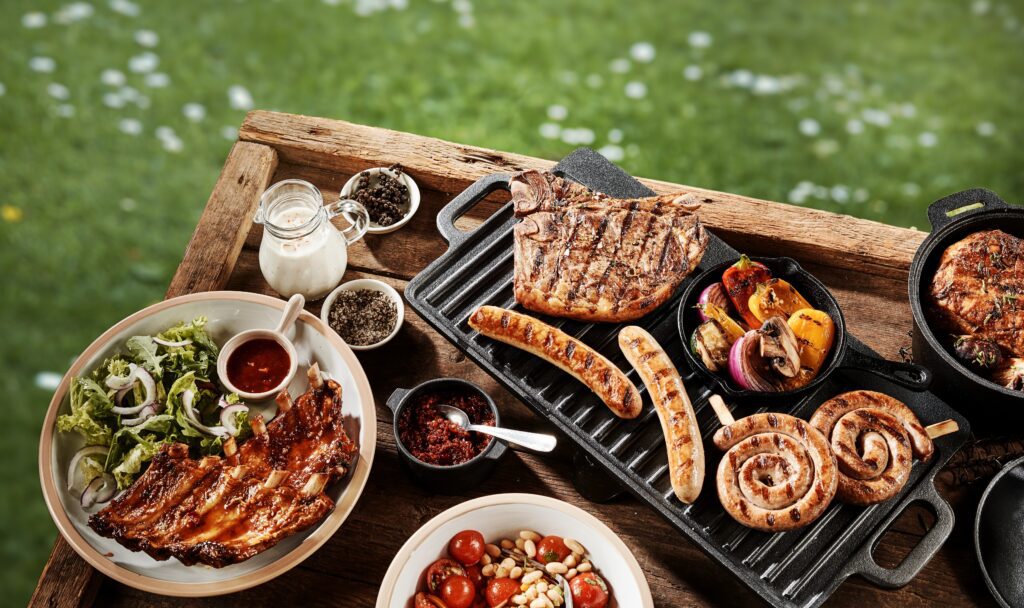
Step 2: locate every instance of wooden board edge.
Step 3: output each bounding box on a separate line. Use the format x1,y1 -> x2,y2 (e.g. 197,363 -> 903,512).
239,110 -> 925,279
29,539 -> 102,608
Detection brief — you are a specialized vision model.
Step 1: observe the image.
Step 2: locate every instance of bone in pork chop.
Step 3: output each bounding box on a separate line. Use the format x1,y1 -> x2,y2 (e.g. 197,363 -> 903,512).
511,170 -> 710,322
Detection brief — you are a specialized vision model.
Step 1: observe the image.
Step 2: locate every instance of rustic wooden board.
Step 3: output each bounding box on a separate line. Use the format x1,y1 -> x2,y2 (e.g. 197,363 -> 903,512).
33,113 -> 1017,608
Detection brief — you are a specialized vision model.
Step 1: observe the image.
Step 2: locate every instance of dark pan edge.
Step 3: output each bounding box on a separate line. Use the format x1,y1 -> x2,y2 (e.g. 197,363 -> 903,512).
973,454 -> 1024,608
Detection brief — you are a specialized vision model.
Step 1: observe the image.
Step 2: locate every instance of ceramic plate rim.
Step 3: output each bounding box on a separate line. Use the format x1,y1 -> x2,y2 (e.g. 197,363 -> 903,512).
375,492 -> 653,607
37,290 -> 377,597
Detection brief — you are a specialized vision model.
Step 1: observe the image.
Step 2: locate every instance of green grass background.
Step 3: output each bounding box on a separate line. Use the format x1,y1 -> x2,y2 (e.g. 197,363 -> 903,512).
2,0 -> 1022,603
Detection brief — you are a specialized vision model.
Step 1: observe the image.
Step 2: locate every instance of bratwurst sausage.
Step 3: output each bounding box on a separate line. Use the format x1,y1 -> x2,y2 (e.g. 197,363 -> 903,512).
810,390 -> 933,505
618,326 -> 704,503
714,412 -> 838,531
468,306 -> 642,419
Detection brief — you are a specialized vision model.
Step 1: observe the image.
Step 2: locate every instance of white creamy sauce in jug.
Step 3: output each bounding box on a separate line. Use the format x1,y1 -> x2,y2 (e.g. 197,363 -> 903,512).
258,205 -> 348,299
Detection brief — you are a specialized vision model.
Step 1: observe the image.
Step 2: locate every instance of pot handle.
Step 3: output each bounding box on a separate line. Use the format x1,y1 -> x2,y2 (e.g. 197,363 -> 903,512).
385,388 -> 409,415
839,348 -> 933,391
436,173 -> 513,249
926,188 -> 1008,231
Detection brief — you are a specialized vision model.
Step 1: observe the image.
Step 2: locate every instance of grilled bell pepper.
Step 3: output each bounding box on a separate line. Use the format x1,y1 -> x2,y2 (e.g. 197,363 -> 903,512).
698,302 -> 745,344
787,308 -> 835,373
722,255 -> 772,329
749,279 -> 812,323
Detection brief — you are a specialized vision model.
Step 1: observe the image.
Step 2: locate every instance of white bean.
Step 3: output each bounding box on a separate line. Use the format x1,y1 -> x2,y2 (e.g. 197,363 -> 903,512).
525,586 -> 538,600
536,581 -> 548,594
501,539 -> 515,550
563,554 -> 576,568
481,554 -> 492,566
500,557 -> 515,570
510,566 -> 523,579
547,588 -> 563,603
576,561 -> 592,572
512,595 -> 528,606
522,570 -> 544,585
495,566 -> 509,578
520,530 -> 542,542
486,543 -> 502,557
515,537 -> 526,551
482,563 -> 495,576
545,561 -> 568,575
565,568 -> 577,580
530,599 -> 547,608
564,538 -> 586,555
524,538 -> 537,558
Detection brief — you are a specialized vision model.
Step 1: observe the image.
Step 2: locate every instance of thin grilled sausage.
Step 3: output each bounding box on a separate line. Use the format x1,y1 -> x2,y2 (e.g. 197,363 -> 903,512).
713,412 -> 838,531
618,326 -> 704,503
468,306 -> 642,419
810,390 -> 933,505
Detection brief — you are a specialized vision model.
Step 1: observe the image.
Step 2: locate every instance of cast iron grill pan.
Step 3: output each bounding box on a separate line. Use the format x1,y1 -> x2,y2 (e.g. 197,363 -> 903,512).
404,149 -> 970,608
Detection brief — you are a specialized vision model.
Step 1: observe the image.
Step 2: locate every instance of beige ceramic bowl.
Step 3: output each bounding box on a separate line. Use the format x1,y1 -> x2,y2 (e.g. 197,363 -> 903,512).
39,291 -> 376,597
340,167 -> 420,234
320,278 -> 405,351
376,493 -> 653,608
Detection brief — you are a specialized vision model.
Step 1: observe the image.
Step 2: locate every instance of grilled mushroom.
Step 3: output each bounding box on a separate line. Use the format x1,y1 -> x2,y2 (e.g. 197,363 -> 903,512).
993,358 -> 1024,391
953,335 -> 1003,371
759,317 -> 801,378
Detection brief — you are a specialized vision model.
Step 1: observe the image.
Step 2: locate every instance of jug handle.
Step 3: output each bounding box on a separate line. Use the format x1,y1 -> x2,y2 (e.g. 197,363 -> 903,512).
326,199 -> 369,245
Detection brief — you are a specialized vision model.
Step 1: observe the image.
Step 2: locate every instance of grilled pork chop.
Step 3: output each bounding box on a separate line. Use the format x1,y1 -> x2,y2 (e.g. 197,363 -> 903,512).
511,170 -> 709,322
929,229 -> 1024,357
89,365 -> 357,567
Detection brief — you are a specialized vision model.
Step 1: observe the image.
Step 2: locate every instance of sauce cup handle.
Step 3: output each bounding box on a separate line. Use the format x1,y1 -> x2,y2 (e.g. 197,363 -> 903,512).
326,199 -> 370,245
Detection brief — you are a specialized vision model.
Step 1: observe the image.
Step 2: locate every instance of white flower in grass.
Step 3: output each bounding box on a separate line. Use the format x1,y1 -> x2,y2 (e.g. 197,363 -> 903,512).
109,0 -> 141,16
156,126 -> 183,152
830,185 -> 850,204
854,188 -> 869,203
624,81 -> 647,99
972,0 -> 990,15
688,31 -> 712,48
101,68 -> 126,86
183,102 -> 206,122
976,121 -> 996,136
560,128 -> 595,146
34,372 -> 63,391
585,73 -> 603,88
607,129 -> 623,144
813,139 -> 839,157
128,52 -> 159,73
55,104 -> 75,117
538,122 -> 560,139
390,0 -> 409,10
630,42 -> 655,63
683,65 -> 703,81
29,56 -> 56,73
452,0 -> 473,14
609,58 -> 631,73
918,132 -> 938,147
134,29 -> 158,47
845,119 -> 864,135
103,92 -> 124,108
798,118 -> 820,137
598,145 -> 625,162
228,85 -> 254,110
861,108 -> 891,127
119,198 -> 137,211
902,183 -> 921,197
55,2 -> 94,25
547,105 -> 568,121
752,75 -> 782,95
47,83 -> 70,100
22,12 -> 47,28
221,125 -> 239,141
119,118 -> 143,135
457,13 -> 475,28
145,72 -> 170,88
0,82 -> 5,97
119,86 -> 140,102
725,69 -> 754,88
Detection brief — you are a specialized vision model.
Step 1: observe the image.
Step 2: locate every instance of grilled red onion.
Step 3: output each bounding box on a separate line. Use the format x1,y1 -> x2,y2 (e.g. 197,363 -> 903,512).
67,446 -> 108,491
728,330 -> 781,392
219,404 -> 249,437
182,389 -> 229,437
153,337 -> 192,348
81,473 -> 116,508
121,404 -> 158,426
108,365 -> 156,415
697,283 -> 732,322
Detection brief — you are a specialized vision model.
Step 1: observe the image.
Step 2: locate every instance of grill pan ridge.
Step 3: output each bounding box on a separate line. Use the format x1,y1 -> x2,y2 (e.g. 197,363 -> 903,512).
405,148 -> 969,607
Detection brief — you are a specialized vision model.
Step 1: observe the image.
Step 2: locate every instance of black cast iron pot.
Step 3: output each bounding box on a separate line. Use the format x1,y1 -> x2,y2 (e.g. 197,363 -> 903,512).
386,377 -> 507,494
908,188 -> 1024,422
678,256 -> 932,400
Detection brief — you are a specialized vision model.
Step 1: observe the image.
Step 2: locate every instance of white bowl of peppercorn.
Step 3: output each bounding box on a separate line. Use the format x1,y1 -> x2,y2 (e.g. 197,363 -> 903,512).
321,278 -> 405,350
340,165 -> 420,235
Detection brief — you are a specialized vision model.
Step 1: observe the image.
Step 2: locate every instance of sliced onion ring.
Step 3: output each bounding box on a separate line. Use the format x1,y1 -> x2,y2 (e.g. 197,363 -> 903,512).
110,367 -> 156,415
105,363 -> 139,390
153,337 -> 192,348
182,389 -> 230,438
67,446 -> 109,491
81,473 -> 116,508
220,404 -> 249,437
121,404 -> 157,426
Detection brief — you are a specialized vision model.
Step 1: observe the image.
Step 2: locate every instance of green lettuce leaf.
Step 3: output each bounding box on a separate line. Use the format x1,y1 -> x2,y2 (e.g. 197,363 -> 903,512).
56,377 -> 115,446
126,335 -> 165,378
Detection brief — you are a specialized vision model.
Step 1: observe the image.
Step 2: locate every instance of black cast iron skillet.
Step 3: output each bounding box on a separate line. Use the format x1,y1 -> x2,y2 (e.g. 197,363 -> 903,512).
678,256 -> 932,401
975,454 -> 1024,608
908,188 -> 1024,421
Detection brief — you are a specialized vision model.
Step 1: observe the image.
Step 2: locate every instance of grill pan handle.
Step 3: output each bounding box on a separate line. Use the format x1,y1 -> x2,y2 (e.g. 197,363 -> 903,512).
839,348 -> 933,391
436,173 -> 513,248
845,481 -> 954,588
926,188 -> 1008,231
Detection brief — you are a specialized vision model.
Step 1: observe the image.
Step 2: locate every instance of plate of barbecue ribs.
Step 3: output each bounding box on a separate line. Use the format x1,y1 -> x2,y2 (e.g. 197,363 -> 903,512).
38,291 -> 376,596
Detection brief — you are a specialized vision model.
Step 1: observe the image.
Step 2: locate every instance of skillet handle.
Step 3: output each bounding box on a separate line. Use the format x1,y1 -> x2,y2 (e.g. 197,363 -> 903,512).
839,348 -> 932,391
844,482 -> 954,588
926,188 -> 1008,231
436,173 -> 513,248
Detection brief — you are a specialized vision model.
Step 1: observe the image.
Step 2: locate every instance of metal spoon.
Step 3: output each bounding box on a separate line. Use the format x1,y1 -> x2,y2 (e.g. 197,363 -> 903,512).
436,404 -> 557,452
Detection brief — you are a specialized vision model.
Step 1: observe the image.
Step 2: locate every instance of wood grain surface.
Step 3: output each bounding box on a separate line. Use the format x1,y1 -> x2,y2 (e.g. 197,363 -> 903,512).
34,113 -> 1019,608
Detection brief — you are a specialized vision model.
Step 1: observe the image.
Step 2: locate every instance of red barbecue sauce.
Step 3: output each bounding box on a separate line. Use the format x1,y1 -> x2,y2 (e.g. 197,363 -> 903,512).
226,338 -> 290,393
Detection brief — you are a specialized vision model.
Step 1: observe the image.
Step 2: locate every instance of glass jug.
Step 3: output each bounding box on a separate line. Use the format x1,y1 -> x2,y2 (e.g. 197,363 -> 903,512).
254,179 -> 369,300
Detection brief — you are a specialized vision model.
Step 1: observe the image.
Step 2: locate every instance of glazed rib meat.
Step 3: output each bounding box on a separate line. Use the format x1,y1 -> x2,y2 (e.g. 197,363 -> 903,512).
89,364 -> 357,567
930,229 -> 1024,357
511,170 -> 710,322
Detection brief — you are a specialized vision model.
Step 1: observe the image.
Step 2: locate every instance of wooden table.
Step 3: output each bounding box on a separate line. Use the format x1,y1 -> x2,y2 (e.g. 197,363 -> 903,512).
30,112 -> 1019,608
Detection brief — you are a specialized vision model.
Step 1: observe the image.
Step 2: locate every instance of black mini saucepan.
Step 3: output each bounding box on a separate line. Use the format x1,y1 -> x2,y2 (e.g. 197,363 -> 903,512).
908,188 -> 1024,421
975,454 -> 1024,608
677,256 -> 932,401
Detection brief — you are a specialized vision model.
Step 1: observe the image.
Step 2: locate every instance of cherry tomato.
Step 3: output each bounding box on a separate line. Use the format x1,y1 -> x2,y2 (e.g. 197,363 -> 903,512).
425,558 -> 467,594
485,578 -> 520,608
464,564 -> 485,590
569,572 -> 609,608
536,535 -> 571,563
414,592 -> 448,608
448,530 -> 486,566
440,575 -> 476,608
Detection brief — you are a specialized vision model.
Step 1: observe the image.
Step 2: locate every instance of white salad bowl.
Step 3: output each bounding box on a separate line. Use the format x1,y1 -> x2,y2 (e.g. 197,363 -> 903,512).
376,493 -> 653,608
38,291 -> 376,597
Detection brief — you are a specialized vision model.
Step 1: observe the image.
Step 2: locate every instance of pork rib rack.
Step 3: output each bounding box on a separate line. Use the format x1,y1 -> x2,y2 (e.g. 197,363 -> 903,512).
89,364 -> 357,568
511,170 -> 710,323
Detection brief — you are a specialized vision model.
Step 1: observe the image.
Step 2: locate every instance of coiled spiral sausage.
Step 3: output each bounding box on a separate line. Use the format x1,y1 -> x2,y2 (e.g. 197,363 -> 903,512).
809,390 -> 933,505
714,412 -> 838,532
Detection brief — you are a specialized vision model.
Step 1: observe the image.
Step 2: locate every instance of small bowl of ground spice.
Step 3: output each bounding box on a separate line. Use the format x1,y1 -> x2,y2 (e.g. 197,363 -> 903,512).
340,164 -> 420,234
387,378 -> 508,494
321,279 -> 404,350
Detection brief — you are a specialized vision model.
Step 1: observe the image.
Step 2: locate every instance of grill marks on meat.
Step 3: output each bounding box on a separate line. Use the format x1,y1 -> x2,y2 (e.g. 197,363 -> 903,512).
89,364 -> 356,567
929,229 -> 1024,357
511,170 -> 709,322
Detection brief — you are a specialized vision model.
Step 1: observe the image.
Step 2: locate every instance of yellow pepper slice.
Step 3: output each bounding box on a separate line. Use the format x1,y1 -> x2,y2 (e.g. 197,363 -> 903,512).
787,308 -> 835,373
748,279 -> 812,323
699,302 -> 745,344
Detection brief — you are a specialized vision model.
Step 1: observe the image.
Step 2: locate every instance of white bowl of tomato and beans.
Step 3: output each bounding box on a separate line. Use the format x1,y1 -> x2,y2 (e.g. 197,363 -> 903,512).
376,493 -> 653,608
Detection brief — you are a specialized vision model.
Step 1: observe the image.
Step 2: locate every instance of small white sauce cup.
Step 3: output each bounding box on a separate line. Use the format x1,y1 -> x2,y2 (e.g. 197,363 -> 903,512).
217,294 -> 304,401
